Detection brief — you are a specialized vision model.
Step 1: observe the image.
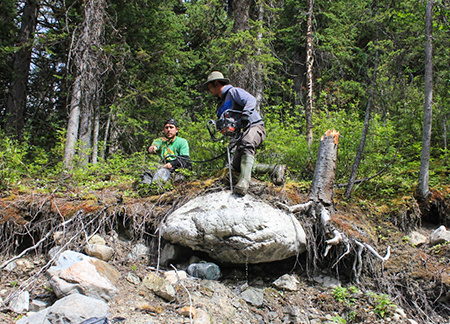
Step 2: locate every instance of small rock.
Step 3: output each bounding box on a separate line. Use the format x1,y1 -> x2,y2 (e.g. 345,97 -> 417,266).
241,287 -> 264,307
313,275 -> 340,288
89,234 -> 106,245
178,306 -> 196,317
4,261 -> 16,271
8,290 -> 29,314
394,307 -> 407,318
392,313 -> 402,321
84,244 -> 115,261
323,276 -> 340,288
430,225 -> 450,245
164,270 -> 187,284
142,272 -> 176,302
53,231 -> 64,244
30,299 -> 48,312
273,274 -> 299,291
128,243 -> 150,261
15,258 -> 34,271
409,231 -> 427,246
126,272 -> 141,285
193,308 -> 210,324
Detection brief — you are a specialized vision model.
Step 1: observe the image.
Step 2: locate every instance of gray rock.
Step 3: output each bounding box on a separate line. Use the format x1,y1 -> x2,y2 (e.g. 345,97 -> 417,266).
313,275 -> 340,288
241,287 -> 264,307
8,290 -> 29,314
126,272 -> 141,285
430,225 -> 450,245
47,294 -> 109,322
30,299 -> 48,312
17,294 -> 109,324
273,274 -> 299,291
16,309 -> 50,324
47,250 -> 119,302
128,243 -> 150,261
160,191 -> 306,264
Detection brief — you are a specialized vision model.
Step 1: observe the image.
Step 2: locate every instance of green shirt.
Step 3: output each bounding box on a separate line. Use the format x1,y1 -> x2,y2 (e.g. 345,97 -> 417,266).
151,136 -> 190,162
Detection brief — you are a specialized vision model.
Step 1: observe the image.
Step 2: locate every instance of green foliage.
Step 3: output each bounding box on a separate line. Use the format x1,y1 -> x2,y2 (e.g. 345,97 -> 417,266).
331,315 -> 347,324
0,132 -> 28,190
262,106 -> 312,178
332,286 -> 351,303
366,292 -> 395,318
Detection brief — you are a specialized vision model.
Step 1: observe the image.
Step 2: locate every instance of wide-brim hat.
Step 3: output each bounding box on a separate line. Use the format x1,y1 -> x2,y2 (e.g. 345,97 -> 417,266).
202,71 -> 230,90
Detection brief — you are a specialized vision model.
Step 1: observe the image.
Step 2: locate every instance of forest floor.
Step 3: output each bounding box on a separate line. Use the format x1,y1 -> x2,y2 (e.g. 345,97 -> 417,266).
0,175 -> 449,323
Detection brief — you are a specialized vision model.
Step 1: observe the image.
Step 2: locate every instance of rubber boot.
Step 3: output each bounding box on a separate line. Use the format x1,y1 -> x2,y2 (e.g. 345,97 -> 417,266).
234,154 -> 255,196
253,163 -> 287,185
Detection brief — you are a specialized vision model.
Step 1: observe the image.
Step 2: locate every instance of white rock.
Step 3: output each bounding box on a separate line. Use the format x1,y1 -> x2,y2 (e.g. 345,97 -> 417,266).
273,274 -> 300,291
430,225 -> 450,245
160,191 -> 306,264
8,290 -> 29,314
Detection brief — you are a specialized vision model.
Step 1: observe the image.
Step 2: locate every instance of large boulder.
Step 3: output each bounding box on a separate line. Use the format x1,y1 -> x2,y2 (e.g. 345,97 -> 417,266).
160,191 -> 306,264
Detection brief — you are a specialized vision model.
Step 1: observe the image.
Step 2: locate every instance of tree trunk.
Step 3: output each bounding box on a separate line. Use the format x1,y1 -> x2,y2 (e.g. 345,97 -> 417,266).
305,0 -> 314,147
228,0 -> 251,90
64,76 -> 82,169
5,0 -> 39,139
254,1 -> 264,112
345,36 -> 379,199
444,113 -> 448,150
293,51 -> 305,109
418,0 -> 434,199
309,130 -> 340,206
92,111 -> 100,165
63,0 -> 106,169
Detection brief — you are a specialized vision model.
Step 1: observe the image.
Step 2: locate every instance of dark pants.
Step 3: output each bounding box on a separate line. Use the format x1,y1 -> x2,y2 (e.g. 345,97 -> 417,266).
232,124 -> 266,171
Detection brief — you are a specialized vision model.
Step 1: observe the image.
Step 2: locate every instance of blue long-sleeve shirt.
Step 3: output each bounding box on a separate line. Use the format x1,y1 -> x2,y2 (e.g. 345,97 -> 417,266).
216,85 -> 264,127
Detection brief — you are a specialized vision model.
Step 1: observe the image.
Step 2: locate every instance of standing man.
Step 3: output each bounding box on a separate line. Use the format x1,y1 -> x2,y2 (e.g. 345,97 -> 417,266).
203,71 -> 265,196
145,118 -> 190,183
